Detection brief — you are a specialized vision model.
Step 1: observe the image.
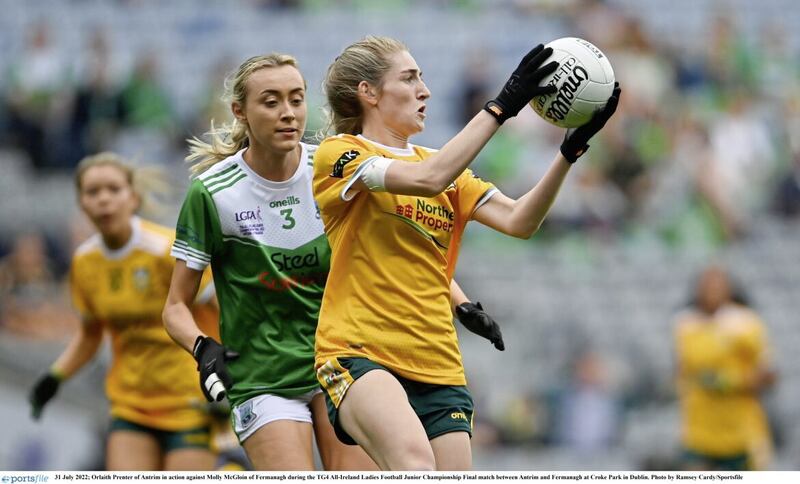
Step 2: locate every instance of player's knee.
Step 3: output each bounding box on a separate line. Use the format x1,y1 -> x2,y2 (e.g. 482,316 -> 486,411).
386,440 -> 435,471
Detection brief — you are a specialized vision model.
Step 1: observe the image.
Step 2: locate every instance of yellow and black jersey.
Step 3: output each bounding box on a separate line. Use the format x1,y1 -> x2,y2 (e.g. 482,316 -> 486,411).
312,134 -> 497,386
71,216 -> 214,431
674,303 -> 772,462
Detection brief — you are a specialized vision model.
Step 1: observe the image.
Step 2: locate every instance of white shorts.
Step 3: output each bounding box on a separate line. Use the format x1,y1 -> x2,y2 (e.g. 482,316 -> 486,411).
231,389 -> 321,443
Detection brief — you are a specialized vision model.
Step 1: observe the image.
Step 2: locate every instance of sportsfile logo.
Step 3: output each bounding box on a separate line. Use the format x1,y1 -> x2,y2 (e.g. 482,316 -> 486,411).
1,475 -> 48,484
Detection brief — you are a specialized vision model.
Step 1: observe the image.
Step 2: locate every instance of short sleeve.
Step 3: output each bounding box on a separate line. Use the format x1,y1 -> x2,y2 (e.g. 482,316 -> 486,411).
313,136 -> 383,211
737,312 -> 768,364
454,168 -> 498,221
69,261 -> 92,320
172,180 -> 222,271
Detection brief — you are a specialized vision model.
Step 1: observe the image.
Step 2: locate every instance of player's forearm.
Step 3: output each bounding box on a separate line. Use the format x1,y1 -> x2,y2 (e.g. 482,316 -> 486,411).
163,301 -> 204,353
449,280 -> 469,315
506,153 -> 572,238
387,111 -> 499,196
52,323 -> 103,379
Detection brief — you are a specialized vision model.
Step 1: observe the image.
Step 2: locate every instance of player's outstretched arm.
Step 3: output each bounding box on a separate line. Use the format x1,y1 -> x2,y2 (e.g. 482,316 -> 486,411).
472,85 -> 622,239
347,45 -> 558,198
163,260 -> 238,402
30,318 -> 103,420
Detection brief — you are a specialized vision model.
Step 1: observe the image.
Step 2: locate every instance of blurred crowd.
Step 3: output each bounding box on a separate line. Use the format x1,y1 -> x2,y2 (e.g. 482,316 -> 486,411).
463,1 -> 800,249
0,0 -> 798,471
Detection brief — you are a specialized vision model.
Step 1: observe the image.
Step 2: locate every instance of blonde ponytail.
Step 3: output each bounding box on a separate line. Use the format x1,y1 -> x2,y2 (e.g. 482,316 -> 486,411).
323,36 -> 407,135
187,53 -> 302,176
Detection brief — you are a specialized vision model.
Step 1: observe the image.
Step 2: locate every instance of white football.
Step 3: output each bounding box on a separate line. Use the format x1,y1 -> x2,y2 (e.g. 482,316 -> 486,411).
529,37 -> 615,128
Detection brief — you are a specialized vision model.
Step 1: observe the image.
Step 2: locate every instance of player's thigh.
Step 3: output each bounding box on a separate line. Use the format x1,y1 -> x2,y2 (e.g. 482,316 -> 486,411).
337,369 -> 434,471
161,425 -> 216,471
242,419 -> 314,470
231,391 -> 318,470
310,392 -> 378,471
164,448 -> 216,471
106,429 -> 162,471
430,431 -> 471,470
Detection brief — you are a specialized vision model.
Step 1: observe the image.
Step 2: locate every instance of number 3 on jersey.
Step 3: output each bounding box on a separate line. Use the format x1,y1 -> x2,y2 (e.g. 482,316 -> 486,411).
280,208 -> 296,229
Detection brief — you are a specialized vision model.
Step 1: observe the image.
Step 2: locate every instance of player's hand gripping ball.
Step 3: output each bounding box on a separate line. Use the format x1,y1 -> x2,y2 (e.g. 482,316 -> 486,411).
529,37 -> 615,128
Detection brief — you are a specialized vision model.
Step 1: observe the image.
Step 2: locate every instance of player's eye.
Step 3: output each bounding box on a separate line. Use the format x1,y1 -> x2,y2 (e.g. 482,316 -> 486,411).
265,99 -> 278,107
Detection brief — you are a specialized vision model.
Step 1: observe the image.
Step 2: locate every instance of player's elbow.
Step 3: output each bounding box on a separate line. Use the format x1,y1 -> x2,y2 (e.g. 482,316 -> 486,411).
419,173 -> 453,197
417,182 -> 448,197
505,218 -> 540,239
511,227 -> 537,240
162,301 -> 179,332
410,162 -> 452,196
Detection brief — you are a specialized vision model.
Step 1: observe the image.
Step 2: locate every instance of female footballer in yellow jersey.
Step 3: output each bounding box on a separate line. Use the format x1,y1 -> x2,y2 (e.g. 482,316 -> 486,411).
28,153 -> 217,470
312,36 -> 621,470
674,265 -> 775,470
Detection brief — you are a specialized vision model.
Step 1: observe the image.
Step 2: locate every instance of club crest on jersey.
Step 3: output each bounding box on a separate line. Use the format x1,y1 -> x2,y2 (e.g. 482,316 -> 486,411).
132,266 -> 150,292
237,400 -> 257,429
176,223 -> 203,245
330,150 -> 359,178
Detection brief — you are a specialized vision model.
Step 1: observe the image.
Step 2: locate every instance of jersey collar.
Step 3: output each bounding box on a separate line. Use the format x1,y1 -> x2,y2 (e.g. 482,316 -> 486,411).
236,143 -> 308,189
99,216 -> 141,260
357,134 -> 415,157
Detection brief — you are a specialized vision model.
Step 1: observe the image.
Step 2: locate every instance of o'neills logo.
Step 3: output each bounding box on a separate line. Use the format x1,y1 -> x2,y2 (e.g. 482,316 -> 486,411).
533,57 -> 589,123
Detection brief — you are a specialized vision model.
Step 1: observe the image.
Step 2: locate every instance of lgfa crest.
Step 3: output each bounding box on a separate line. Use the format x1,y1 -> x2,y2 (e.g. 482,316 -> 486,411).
132,266 -> 150,292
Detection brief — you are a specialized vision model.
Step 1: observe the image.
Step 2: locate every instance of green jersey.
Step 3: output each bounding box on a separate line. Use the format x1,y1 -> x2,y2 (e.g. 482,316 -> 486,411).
172,143 -> 328,406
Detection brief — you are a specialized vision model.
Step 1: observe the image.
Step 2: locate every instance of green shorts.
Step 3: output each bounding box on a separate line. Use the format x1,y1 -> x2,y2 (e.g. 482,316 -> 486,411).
681,448 -> 750,471
109,418 -> 211,452
318,357 -> 474,445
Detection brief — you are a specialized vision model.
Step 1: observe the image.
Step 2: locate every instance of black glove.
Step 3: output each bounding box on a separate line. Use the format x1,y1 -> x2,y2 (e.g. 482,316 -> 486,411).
30,372 -> 62,420
484,44 -> 559,125
560,82 -> 622,163
193,336 -> 239,402
456,302 -> 505,351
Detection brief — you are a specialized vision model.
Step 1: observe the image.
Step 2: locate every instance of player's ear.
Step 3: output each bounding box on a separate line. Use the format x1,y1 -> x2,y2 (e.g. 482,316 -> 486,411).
131,190 -> 142,213
357,81 -> 379,107
231,101 -> 246,123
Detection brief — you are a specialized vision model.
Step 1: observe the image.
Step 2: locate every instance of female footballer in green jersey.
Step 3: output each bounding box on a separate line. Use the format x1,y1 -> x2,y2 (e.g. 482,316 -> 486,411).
311,36 -> 621,470
162,54 -> 499,471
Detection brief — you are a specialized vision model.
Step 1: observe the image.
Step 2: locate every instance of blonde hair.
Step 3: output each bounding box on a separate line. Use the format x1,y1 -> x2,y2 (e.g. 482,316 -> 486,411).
75,152 -> 170,218
323,36 -> 407,135
187,53 -> 302,176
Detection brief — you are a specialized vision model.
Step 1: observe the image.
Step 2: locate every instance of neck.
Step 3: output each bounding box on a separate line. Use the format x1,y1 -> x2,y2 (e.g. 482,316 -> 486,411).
102,220 -> 133,250
243,142 -> 301,182
361,123 -> 409,149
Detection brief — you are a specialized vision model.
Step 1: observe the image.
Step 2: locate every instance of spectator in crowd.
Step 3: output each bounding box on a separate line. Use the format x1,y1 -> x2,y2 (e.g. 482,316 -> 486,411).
68,29 -> 125,166
0,232 -> 76,340
4,21 -> 71,170
552,350 -> 620,453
